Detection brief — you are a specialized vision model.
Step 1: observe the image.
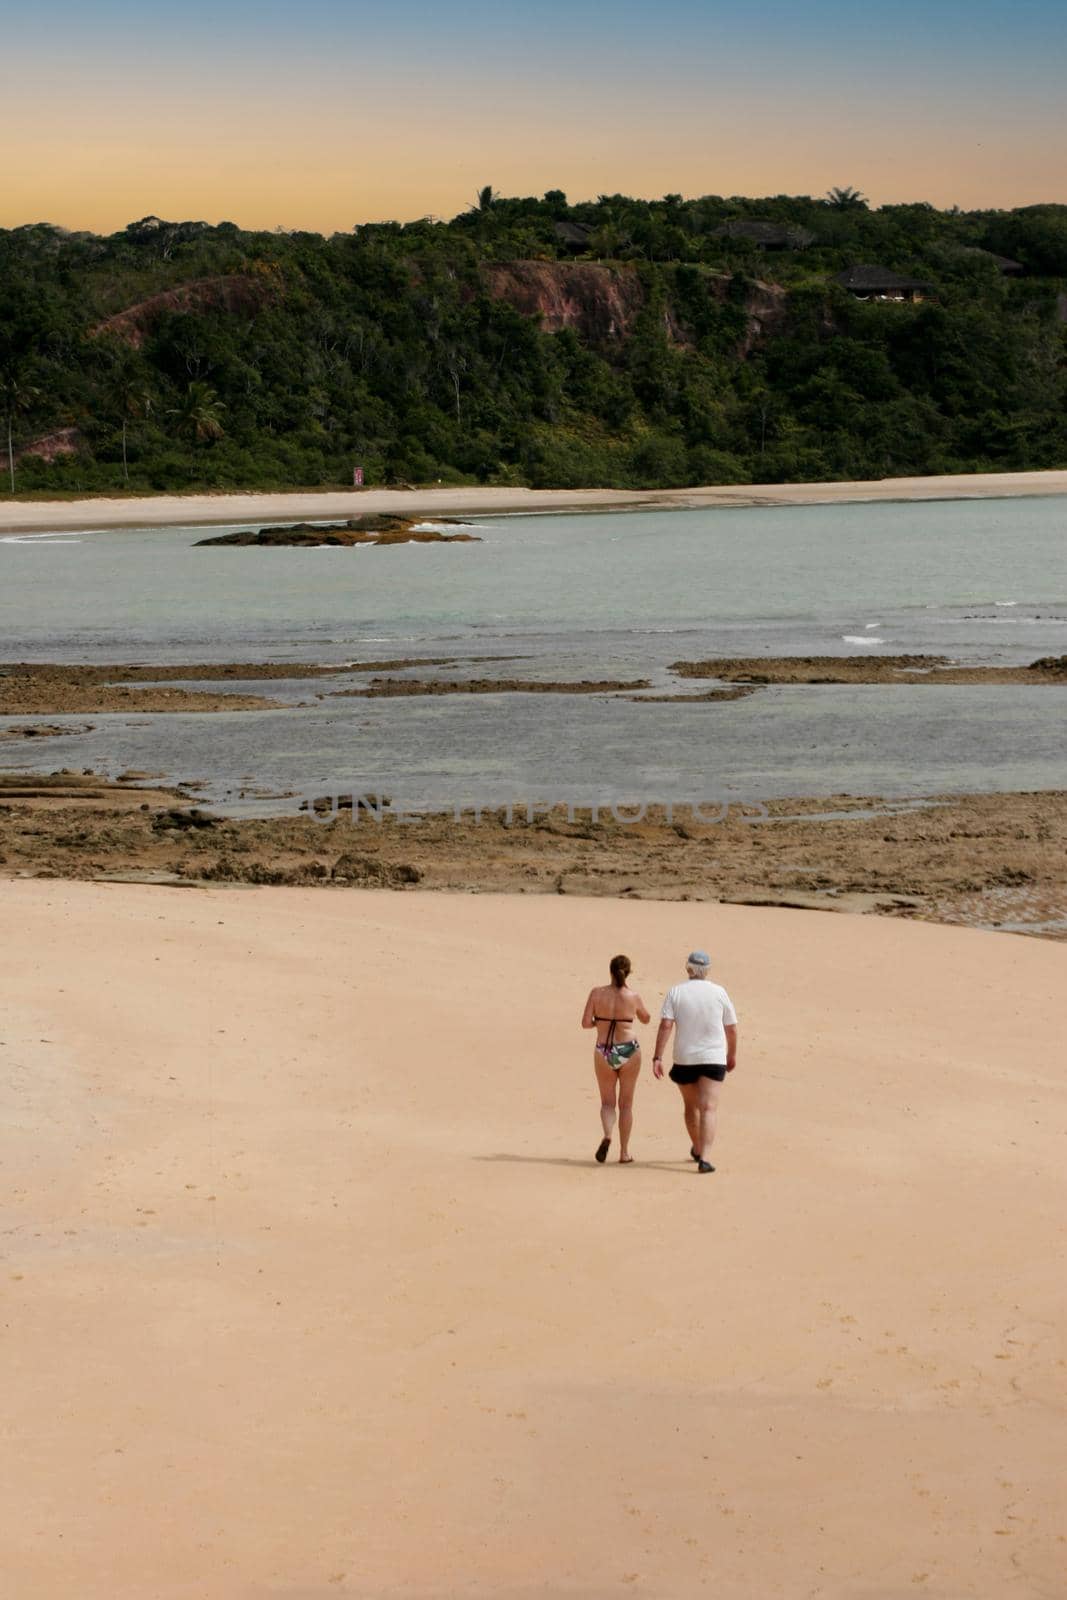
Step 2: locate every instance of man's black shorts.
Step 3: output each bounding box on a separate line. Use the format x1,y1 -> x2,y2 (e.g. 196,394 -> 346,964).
669,1064 -> 726,1084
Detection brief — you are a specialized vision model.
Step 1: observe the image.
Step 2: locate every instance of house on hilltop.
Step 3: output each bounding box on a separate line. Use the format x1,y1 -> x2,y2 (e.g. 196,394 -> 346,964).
959,247 -> 1025,275
835,265 -> 931,302
554,220 -> 594,254
711,219 -> 815,250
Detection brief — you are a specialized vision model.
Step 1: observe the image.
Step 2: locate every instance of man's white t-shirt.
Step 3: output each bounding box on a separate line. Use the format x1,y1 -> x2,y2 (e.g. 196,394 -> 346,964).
661,979 -> 738,1065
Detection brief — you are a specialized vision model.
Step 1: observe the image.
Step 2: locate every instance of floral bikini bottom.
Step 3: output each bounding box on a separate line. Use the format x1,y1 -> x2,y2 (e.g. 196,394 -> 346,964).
595,1037 -> 640,1071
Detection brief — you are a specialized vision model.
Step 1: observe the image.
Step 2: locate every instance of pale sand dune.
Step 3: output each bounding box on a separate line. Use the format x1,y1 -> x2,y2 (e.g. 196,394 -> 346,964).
2,881 -> 1064,1598
3,468 -> 1067,532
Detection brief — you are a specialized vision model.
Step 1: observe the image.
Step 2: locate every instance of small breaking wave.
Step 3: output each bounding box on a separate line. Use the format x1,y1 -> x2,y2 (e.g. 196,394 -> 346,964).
411,520 -> 480,533
0,533 -> 84,544
842,635 -> 884,645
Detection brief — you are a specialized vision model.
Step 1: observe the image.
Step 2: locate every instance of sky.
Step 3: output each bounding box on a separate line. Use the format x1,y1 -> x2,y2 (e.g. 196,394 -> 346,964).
2,0 -> 1066,232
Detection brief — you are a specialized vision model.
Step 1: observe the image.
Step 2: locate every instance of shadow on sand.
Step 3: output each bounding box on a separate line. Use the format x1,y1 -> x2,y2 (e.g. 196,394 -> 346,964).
476,1153 -> 693,1172
254,1589 -> 675,1600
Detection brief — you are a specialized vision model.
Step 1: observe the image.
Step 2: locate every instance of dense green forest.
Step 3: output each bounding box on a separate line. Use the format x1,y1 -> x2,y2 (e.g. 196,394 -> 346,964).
2,190 -> 1066,493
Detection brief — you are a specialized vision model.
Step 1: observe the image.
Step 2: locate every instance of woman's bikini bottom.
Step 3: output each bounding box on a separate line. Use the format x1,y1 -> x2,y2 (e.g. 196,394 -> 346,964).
595,1039 -> 640,1071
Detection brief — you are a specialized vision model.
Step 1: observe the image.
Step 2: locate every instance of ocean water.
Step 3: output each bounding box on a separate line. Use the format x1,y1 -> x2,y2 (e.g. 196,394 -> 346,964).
1,498 -> 1065,810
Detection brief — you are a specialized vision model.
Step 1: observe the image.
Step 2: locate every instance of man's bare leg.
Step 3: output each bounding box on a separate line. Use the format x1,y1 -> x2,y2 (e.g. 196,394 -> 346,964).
682,1091 -> 701,1155
677,1082 -> 703,1157
696,1077 -> 722,1163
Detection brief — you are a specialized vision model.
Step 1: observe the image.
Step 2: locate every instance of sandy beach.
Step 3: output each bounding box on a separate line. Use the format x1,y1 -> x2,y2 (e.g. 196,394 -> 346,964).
4,468 -> 1067,533
3,880 -> 1064,1598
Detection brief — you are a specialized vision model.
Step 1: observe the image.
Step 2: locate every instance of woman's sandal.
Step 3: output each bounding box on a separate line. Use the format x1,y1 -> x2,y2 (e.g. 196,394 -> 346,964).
595,1137 -> 611,1163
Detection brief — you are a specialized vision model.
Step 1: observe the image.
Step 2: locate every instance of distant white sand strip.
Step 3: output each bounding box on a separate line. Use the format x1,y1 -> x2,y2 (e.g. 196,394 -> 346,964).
3,467 -> 1067,534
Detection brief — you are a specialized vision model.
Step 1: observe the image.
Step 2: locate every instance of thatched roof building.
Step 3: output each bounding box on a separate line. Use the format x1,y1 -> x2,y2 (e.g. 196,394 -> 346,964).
554,220 -> 594,253
835,265 -> 931,302
712,219 -> 815,250
960,247 -> 1025,275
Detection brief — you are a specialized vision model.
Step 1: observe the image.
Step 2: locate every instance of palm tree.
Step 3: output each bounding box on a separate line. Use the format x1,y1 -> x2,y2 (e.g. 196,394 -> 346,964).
0,368 -> 41,493
472,185 -> 499,214
106,366 -> 153,485
168,381 -> 225,445
826,186 -> 868,211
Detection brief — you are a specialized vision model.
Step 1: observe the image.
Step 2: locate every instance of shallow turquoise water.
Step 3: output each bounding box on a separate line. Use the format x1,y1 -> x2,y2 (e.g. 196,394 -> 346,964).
1,498 -> 1064,809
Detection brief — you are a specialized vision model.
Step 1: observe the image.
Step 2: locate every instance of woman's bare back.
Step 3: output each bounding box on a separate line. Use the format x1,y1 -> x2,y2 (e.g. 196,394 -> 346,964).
583,982 -> 651,1046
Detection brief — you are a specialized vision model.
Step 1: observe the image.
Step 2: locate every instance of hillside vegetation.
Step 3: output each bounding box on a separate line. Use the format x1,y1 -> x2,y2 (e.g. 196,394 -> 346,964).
2,191 -> 1066,493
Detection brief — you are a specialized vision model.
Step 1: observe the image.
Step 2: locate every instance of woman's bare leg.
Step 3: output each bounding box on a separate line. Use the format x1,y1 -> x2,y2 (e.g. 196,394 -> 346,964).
593,1055 -> 619,1146
615,1052 -> 641,1161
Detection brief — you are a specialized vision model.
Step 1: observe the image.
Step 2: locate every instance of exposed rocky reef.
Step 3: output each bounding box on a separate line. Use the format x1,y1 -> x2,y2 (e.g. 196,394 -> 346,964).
0,721 -> 94,741
633,686 -> 758,703
0,662 -> 276,715
195,515 -> 480,548
2,772 -> 1065,939
669,655 -> 1067,686
334,675 -> 651,697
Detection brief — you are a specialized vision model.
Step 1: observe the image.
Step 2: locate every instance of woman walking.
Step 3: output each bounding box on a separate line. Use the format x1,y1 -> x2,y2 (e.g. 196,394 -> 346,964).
581,955 -> 651,1164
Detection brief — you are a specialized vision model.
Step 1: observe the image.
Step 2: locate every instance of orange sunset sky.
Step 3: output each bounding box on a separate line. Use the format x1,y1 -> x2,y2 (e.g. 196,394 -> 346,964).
3,0 -> 1065,232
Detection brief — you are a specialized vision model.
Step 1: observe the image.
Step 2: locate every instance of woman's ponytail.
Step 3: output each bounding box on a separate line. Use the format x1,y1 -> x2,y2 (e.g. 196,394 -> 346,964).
609,954 -> 631,989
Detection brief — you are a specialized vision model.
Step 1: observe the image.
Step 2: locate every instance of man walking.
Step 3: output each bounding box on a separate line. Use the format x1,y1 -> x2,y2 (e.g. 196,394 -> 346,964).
652,950 -> 738,1173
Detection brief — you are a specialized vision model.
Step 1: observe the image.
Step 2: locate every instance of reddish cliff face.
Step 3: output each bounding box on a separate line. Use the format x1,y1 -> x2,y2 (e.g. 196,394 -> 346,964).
89,262 -> 788,360
706,273 -> 790,357
482,262 -> 648,342
13,427 -> 83,464
482,261 -> 788,355
91,274 -> 277,349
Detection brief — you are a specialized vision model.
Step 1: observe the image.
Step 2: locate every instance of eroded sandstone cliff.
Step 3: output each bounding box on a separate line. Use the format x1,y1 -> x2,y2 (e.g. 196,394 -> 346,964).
92,273 -> 278,349
481,261 -> 648,341
481,260 -> 788,355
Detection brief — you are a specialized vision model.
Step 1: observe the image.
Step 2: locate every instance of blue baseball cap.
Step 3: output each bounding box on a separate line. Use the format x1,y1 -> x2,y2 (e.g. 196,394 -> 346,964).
687,949 -> 710,965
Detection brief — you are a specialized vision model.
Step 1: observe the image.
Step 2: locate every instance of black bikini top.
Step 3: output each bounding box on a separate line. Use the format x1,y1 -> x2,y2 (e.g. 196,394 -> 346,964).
594,1013 -> 636,1048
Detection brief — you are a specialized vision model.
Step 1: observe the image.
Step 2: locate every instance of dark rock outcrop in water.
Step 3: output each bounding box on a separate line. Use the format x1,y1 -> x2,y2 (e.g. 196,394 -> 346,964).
195,516 -> 480,548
